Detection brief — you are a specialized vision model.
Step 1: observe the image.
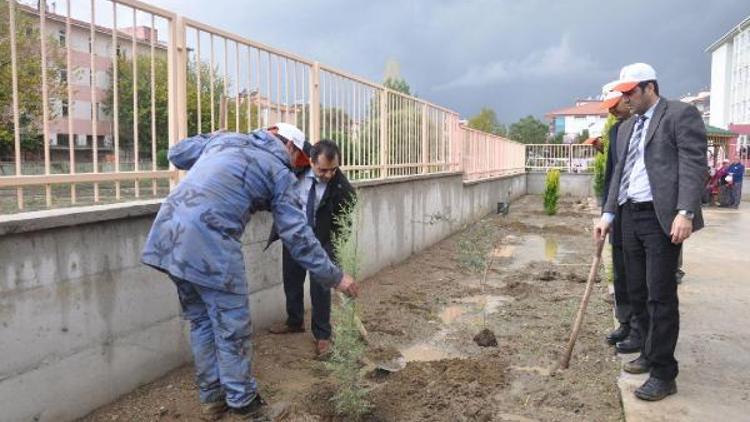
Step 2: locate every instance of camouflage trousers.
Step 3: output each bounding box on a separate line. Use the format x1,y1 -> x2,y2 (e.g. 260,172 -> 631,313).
171,276 -> 258,408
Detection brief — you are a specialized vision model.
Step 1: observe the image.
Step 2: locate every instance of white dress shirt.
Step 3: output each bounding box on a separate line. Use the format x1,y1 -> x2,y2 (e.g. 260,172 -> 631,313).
624,98 -> 660,203
601,99 -> 660,225
298,168 -> 328,218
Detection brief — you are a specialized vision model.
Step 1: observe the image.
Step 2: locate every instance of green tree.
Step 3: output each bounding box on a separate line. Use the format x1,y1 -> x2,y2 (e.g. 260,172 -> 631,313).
467,107 -> 507,137
551,132 -> 564,144
0,3 -> 66,159
327,198 -> 371,419
104,55 -> 239,166
508,115 -> 548,144
104,54 -> 169,164
383,77 -> 411,95
544,169 -> 560,215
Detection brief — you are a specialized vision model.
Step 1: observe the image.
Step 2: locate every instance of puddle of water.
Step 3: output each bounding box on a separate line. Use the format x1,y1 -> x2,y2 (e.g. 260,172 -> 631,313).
506,235 -> 569,269
399,295 -> 514,363
492,245 -> 515,257
440,305 -> 468,324
439,295 -> 513,324
400,343 -> 454,362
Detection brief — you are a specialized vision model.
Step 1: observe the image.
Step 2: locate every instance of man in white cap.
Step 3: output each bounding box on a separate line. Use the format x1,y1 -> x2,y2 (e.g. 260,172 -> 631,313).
595,63 -> 707,401
142,123 -> 358,417
599,83 -> 641,354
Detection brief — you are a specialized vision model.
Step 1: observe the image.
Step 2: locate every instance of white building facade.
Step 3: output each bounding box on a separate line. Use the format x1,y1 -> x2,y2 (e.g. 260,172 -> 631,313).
546,100 -> 608,142
707,15 -> 750,129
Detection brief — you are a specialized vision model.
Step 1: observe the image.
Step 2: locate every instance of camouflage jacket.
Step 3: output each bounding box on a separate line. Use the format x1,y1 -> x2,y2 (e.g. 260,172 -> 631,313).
141,130 -> 343,293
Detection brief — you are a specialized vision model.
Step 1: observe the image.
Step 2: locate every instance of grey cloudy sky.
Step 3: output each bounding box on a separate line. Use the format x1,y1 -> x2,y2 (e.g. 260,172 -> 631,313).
149,0 -> 748,123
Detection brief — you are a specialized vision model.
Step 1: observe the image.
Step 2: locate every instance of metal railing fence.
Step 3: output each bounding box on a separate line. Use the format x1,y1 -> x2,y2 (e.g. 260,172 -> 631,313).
1,0 -> 524,214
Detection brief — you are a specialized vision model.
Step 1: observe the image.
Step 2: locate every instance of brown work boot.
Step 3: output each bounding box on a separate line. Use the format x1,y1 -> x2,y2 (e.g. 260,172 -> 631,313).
268,322 -> 305,335
315,339 -> 332,359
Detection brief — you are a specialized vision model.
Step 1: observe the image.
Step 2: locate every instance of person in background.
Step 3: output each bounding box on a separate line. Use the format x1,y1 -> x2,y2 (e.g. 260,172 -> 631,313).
268,139 -> 356,358
716,159 -> 732,207
599,84 -> 640,353
728,157 -> 745,208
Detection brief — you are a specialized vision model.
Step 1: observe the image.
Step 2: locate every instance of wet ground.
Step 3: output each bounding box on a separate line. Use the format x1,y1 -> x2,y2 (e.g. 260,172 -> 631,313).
81,195 -> 622,421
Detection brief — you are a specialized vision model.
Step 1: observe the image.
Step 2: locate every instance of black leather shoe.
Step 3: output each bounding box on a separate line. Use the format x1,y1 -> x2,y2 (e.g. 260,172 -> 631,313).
606,323 -> 631,345
616,335 -> 641,354
623,355 -> 651,374
634,377 -> 677,401
231,394 -> 266,416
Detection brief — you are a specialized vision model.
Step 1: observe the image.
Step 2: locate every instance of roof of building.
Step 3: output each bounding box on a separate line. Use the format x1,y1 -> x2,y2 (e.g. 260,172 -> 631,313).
706,124 -> 737,138
706,15 -> 750,53
17,3 -> 168,49
681,91 -> 710,104
545,101 -> 607,119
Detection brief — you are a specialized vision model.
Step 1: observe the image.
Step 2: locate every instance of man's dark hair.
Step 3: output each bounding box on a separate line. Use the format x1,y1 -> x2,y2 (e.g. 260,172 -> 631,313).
638,80 -> 659,96
310,139 -> 340,163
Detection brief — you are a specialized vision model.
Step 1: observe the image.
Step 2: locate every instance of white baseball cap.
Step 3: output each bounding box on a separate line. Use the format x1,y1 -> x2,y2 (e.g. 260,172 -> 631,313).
612,63 -> 657,93
271,122 -> 307,151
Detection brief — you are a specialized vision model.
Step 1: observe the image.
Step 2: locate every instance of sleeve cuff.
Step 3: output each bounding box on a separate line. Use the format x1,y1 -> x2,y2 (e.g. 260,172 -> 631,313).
601,212 -> 615,224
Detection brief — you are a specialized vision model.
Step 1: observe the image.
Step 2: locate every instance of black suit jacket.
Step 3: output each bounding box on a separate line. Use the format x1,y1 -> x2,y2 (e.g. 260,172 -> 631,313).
603,120 -> 623,207
267,169 -> 356,262
603,120 -> 623,246
603,98 -> 707,236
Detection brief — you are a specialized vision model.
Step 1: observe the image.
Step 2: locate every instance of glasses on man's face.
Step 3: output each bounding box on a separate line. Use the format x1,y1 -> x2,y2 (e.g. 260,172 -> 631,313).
316,166 -> 338,175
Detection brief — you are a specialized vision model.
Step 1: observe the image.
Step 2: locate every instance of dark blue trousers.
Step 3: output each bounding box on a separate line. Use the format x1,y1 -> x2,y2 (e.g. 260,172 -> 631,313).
282,246 -> 332,340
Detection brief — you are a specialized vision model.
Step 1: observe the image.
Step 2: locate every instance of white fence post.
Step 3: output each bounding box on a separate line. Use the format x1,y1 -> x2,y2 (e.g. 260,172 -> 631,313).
308,61 -> 321,143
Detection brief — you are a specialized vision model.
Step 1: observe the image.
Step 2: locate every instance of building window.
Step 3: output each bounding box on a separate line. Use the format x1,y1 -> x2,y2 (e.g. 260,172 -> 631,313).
58,29 -> 66,47
58,68 -> 67,84
75,134 -> 87,147
55,134 -> 70,147
116,44 -> 125,58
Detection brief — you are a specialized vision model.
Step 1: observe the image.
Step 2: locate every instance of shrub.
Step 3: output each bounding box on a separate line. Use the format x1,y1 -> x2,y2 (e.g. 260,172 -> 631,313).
594,114 -> 618,201
544,169 -> 560,215
592,151 -> 606,200
326,197 -> 371,419
156,149 -> 169,169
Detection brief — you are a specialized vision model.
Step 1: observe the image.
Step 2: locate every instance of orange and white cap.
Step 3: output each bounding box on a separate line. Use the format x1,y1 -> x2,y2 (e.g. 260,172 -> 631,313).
612,63 -> 657,93
601,80 -> 622,110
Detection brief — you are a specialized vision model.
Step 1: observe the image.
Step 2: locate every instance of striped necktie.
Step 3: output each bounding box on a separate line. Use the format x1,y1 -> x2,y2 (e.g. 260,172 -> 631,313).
617,115 -> 648,205
306,178 -> 317,227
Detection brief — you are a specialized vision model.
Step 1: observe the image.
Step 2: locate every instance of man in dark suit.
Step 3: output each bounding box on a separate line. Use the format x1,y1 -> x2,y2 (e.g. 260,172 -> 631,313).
595,63 -> 707,401
268,139 -> 356,357
600,86 -> 639,353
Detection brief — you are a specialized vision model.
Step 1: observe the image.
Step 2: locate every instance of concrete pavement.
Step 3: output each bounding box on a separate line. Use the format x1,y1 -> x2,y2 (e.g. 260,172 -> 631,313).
618,205 -> 750,421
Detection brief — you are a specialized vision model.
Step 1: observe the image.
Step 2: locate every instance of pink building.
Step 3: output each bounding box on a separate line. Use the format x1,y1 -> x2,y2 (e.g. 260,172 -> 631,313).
18,3 -> 166,164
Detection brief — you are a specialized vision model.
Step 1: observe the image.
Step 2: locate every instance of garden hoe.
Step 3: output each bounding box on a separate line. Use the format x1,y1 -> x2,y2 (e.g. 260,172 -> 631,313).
558,237 -> 606,370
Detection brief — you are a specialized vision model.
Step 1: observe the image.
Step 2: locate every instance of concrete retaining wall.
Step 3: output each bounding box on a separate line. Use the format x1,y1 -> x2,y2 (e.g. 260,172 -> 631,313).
526,172 -> 594,198
0,172 -> 525,422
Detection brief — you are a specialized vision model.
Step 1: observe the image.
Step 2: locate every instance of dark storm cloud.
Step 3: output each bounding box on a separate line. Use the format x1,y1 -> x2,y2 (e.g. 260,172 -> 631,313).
151,0 -> 748,123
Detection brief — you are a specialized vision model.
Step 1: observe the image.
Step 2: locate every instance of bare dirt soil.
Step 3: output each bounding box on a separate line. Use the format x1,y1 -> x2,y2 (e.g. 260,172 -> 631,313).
81,195 -> 622,422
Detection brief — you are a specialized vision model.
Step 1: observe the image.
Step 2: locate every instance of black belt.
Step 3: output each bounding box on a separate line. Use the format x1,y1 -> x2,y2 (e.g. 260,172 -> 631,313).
625,200 -> 654,211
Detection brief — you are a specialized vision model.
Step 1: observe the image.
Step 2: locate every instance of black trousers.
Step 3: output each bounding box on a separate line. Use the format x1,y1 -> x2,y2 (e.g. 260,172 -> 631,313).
611,208 -> 633,325
612,243 -> 633,324
621,202 -> 682,381
282,246 -> 332,340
